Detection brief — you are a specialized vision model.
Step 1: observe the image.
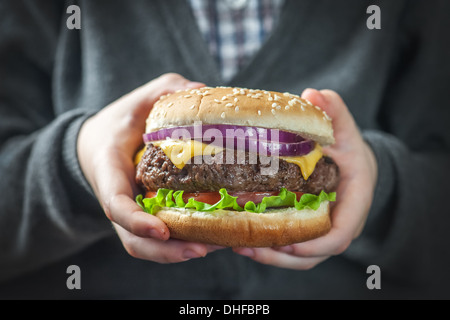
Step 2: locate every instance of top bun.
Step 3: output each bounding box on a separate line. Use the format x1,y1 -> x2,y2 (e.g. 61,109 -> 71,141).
146,87 -> 335,146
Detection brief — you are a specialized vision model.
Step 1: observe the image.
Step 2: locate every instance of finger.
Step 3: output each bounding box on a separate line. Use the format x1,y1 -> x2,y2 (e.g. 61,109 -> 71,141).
94,150 -> 170,241
301,88 -> 350,129
301,88 -> 361,148
113,223 -> 210,263
273,177 -> 369,258
120,73 -> 205,117
233,247 -> 329,270
206,245 -> 227,253
103,73 -> 205,147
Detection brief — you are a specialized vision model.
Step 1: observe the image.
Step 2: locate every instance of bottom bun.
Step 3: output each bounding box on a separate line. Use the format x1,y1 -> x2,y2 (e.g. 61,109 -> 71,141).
155,202 -> 331,247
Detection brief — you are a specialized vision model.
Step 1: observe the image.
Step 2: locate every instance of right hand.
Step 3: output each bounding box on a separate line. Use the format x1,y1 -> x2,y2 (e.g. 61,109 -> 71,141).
77,73 -> 223,263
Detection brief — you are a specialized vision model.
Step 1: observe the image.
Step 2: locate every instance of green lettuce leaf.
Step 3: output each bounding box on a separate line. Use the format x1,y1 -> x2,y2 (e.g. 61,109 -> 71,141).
136,188 -> 336,215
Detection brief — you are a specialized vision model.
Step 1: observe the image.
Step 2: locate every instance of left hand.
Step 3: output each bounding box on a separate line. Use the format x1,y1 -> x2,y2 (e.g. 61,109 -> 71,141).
233,89 -> 378,270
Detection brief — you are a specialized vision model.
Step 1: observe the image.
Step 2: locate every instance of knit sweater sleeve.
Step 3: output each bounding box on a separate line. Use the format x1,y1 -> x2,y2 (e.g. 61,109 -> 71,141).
0,1 -> 113,282
344,0 -> 450,291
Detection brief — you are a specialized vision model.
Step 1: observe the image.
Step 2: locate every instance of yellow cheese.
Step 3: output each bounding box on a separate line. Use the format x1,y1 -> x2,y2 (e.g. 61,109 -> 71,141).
137,140 -> 323,180
151,139 -> 223,169
134,145 -> 147,166
280,144 -> 323,180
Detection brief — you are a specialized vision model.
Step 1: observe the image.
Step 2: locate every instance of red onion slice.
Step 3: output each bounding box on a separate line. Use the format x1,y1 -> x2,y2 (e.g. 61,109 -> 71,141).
143,124 -> 314,157
213,137 -> 314,157
143,124 -> 305,144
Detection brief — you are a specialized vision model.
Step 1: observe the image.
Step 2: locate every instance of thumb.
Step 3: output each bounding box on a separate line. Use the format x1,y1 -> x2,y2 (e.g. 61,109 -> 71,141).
122,73 -> 205,116
301,88 -> 361,149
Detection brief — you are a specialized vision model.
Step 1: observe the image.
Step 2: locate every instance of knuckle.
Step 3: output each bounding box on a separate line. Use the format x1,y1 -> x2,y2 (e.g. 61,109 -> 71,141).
159,72 -> 182,83
121,237 -> 140,259
101,197 -> 114,221
128,216 -> 142,236
293,245 -> 315,257
162,253 -> 183,264
253,250 -> 276,265
299,261 -> 317,271
333,238 -> 352,255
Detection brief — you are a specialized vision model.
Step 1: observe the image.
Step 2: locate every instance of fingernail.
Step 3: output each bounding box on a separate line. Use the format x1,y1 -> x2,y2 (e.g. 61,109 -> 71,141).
183,249 -> 202,260
237,248 -> 254,258
148,228 -> 163,240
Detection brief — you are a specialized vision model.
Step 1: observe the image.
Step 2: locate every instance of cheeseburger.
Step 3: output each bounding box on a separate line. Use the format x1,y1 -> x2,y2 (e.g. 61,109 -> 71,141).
135,87 -> 339,247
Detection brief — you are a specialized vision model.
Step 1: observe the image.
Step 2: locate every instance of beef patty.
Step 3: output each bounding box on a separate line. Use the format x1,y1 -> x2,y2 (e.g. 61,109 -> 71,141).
136,144 -> 339,194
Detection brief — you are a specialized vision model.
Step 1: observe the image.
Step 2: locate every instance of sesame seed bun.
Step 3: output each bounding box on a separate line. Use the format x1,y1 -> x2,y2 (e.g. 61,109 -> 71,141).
146,86 -> 335,146
154,201 -> 331,247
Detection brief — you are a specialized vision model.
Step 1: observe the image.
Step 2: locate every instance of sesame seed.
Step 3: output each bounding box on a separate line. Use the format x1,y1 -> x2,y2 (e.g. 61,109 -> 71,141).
285,105 -> 290,110
272,103 -> 277,108
258,110 -> 262,116
271,109 -> 276,115
221,96 -> 227,101
189,104 -> 195,109
184,95 -> 192,98
221,112 -> 226,119
323,112 -> 331,121
283,92 -> 290,96
276,105 -> 281,110
235,106 -> 240,112
225,103 -> 233,107
301,105 -> 305,111
268,97 -> 273,101
234,98 -> 238,103
167,102 -> 174,108
214,99 -> 221,103
288,100 -> 295,107
274,95 -> 281,101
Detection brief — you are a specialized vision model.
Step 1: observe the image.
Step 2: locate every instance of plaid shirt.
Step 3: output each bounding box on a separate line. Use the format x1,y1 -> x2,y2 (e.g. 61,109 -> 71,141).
188,0 -> 285,82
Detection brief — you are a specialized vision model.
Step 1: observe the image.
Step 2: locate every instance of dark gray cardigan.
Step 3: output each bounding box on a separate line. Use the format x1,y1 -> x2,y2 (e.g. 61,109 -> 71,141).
0,0 -> 449,299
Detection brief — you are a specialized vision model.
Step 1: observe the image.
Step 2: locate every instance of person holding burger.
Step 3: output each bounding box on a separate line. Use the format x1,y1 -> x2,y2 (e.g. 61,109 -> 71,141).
77,75 -> 377,269
0,0 -> 449,299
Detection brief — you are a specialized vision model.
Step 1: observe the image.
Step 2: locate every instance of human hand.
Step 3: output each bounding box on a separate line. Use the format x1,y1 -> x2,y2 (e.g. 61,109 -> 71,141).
233,89 -> 378,269
77,73 -> 222,263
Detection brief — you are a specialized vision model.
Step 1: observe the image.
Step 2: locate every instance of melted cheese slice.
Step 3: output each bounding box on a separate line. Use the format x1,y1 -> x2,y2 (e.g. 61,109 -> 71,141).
280,144 -> 323,180
136,140 -> 323,180
151,139 -> 223,169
